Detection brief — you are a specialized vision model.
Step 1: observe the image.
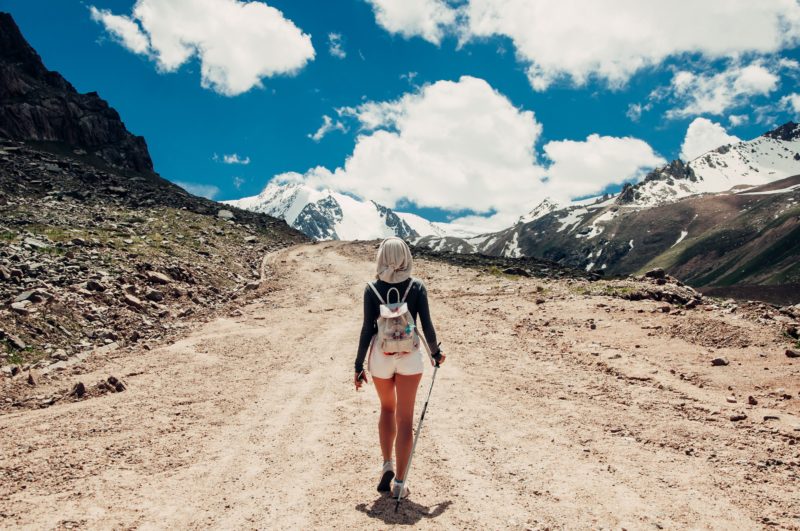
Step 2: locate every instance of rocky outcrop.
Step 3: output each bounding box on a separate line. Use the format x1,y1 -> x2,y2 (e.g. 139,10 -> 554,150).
616,160 -> 697,205
763,121 -> 800,142
371,201 -> 417,240
0,12 -> 153,173
294,196 -> 344,240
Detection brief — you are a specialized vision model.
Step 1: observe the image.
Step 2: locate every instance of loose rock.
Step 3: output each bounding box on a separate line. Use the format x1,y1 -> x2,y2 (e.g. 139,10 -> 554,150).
146,271 -> 173,284
123,294 -> 145,311
645,268 -> 665,279
69,382 -> 86,398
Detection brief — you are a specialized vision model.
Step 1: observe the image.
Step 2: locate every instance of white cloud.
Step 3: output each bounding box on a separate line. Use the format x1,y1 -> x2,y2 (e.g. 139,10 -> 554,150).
366,0 -> 800,91
365,0 -> 457,45
271,77 -> 663,232
779,58 -> 800,71
328,32 -> 346,59
89,0 -> 315,96
214,153 -> 251,165
233,176 -> 245,189
308,115 -> 348,142
781,93 -> 800,114
176,181 -> 220,199
89,7 -> 150,55
680,118 -> 742,161
728,114 -> 749,127
626,102 -> 653,122
543,135 -> 666,200
665,62 -> 780,119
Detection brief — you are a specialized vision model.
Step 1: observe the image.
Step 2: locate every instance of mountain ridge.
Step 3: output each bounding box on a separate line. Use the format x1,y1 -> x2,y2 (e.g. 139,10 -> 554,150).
224,181 -> 445,241
0,12 -> 153,173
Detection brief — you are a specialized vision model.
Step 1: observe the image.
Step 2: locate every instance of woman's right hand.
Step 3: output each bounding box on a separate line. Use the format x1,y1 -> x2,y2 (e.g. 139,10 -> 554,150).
354,370 -> 368,390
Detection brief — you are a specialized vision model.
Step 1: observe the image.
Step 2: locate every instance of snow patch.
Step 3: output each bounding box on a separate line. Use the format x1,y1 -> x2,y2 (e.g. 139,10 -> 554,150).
672,230 -> 689,247
738,183 -> 800,195
555,207 -> 589,233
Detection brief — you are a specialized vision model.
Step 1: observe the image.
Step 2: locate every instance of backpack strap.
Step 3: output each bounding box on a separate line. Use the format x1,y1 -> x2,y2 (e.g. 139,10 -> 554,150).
401,278 -> 416,303
367,282 -> 386,305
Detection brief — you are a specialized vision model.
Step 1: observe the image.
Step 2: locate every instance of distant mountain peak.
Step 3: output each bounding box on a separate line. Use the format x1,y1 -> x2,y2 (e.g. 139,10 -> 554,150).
518,197 -> 562,223
225,180 -> 444,241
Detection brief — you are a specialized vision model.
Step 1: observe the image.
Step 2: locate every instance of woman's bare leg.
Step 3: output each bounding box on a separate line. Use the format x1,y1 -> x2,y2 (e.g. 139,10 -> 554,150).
394,372 -> 423,481
372,376 -> 397,463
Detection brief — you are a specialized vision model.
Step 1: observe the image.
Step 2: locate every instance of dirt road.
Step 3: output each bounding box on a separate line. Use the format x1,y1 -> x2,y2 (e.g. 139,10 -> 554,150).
1,242 -> 799,529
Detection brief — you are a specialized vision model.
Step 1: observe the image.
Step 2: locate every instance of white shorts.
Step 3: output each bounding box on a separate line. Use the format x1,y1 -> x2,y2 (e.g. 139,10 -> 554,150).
368,338 -> 425,379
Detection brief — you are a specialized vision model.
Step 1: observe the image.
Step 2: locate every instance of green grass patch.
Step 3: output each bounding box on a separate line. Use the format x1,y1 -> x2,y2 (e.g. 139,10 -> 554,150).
569,284 -> 592,296
2,340 -> 44,365
486,266 -> 521,280
600,284 -> 638,297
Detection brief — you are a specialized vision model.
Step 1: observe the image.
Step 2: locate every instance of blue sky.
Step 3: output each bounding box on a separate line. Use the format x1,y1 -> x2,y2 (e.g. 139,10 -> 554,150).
6,0 -> 800,228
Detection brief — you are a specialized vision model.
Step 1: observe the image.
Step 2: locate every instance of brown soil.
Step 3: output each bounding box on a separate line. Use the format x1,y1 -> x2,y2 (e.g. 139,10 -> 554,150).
1,241 -> 799,530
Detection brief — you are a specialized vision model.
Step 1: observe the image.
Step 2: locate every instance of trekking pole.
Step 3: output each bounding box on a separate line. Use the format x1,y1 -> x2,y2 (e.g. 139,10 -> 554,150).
395,338 -> 441,512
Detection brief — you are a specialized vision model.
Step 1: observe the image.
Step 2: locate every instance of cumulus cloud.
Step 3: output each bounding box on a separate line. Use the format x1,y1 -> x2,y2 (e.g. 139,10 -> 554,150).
89,7 -> 150,55
544,135 -> 666,200
728,114 -> 749,127
781,93 -> 800,114
214,153 -> 251,165
270,77 -> 664,231
89,0 -> 315,96
176,181 -> 220,199
665,62 -> 780,119
233,176 -> 245,190
328,33 -> 346,59
365,0 -> 800,91
365,0 -> 457,45
626,102 -> 653,122
308,115 -> 348,142
680,118 -> 742,161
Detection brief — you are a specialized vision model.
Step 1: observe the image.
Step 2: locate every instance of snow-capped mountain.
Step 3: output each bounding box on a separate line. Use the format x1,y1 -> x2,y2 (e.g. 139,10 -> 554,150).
617,122 -> 800,207
224,181 -> 444,241
415,122 -> 800,286
517,197 -> 563,224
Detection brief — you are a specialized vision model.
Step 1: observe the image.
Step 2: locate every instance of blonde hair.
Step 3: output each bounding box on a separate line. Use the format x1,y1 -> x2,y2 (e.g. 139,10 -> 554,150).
375,237 -> 413,283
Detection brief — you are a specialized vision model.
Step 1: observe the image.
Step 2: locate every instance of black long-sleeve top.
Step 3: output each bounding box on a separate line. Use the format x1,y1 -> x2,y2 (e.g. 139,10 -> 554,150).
355,277 -> 438,373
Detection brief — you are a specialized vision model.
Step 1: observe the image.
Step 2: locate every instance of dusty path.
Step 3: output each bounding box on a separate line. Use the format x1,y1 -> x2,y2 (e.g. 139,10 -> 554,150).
1,241 -> 799,530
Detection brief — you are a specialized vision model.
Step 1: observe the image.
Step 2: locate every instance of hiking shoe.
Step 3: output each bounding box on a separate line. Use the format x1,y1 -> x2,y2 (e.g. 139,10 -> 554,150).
391,479 -> 409,499
377,460 -> 395,492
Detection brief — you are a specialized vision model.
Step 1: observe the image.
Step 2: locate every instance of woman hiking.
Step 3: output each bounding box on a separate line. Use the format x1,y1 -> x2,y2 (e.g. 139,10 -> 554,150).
354,237 -> 445,500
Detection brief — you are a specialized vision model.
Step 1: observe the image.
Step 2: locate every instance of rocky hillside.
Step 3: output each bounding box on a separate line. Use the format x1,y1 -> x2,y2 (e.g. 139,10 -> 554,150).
0,13 -> 152,173
225,180 -> 446,241
0,14 -> 306,372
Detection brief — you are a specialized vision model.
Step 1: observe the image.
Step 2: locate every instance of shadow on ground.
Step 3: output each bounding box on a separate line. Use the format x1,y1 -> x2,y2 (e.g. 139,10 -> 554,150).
356,496 -> 452,525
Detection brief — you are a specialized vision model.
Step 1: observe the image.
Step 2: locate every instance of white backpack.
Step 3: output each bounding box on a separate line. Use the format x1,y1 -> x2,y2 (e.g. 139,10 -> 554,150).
368,280 -> 420,355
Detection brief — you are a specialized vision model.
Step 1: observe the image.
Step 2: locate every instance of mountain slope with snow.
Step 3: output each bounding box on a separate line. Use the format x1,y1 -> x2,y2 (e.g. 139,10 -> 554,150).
618,122 -> 800,207
225,181 -> 441,241
415,122 -> 800,288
